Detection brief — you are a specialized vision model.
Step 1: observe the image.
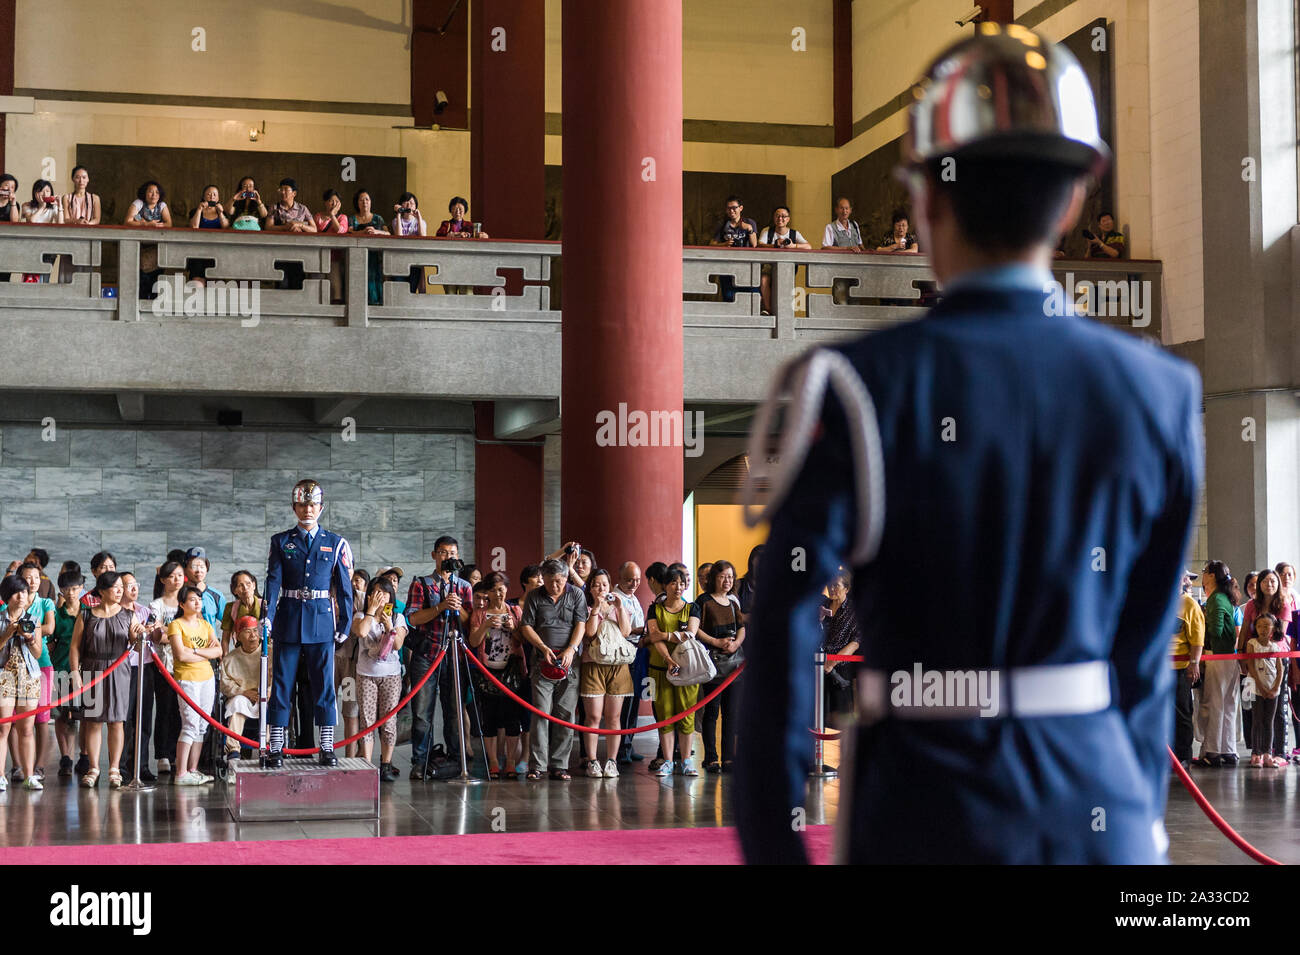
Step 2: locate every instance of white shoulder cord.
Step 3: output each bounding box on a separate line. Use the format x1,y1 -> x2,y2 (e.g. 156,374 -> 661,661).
741,348 -> 886,567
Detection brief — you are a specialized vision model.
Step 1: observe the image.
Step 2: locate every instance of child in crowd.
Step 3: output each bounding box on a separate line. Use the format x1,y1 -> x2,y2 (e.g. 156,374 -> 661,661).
1247,613 -> 1288,768
220,616 -> 266,767
166,585 -> 222,785
48,570 -> 84,776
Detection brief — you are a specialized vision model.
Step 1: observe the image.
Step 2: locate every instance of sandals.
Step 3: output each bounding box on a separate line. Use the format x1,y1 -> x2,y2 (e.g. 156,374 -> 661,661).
549,769 -> 572,781
504,770 -> 518,780
80,768 -> 100,788
525,770 -> 545,781
489,769 -> 502,780
108,769 -> 123,790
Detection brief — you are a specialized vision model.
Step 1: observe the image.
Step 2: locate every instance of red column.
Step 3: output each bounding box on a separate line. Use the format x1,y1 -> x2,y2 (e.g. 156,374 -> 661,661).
833,0 -> 852,147
0,0 -> 13,173
472,403 -> 544,599
977,1 -> 1015,24
561,1 -> 684,603
412,0 -> 469,131
471,0 -> 546,239
469,2 -> 548,591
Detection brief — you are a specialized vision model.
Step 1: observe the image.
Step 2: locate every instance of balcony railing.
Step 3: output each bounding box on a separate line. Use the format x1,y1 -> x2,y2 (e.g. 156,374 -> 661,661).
0,223 -> 1161,338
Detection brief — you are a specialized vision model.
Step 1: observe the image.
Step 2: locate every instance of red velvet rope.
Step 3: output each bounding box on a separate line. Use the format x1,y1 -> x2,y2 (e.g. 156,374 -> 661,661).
463,649 -> 744,734
0,648 -> 132,724
149,647 -> 445,755
1167,746 -> 1281,864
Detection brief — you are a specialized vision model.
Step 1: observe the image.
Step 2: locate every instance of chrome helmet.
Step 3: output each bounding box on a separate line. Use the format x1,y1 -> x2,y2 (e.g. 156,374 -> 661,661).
291,479 -> 323,506
906,23 -> 1110,177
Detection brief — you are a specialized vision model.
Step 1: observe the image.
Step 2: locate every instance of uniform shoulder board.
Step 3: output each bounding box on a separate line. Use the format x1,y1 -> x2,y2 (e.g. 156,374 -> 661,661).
741,347 -> 886,567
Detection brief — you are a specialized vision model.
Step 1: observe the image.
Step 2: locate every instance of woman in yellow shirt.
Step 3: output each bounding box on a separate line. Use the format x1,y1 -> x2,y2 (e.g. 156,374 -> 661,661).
167,586 -> 223,786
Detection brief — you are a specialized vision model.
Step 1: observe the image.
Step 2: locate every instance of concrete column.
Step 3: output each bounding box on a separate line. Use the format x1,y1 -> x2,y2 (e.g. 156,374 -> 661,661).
1199,0 -> 1300,576
560,0 -> 684,600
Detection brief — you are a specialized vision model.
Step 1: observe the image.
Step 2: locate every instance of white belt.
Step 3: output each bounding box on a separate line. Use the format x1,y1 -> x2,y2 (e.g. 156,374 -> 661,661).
857,660 -> 1111,722
282,589 -> 331,601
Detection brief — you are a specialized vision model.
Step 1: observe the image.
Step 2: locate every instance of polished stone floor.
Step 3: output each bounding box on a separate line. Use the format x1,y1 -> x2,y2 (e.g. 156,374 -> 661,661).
0,733 -> 1292,864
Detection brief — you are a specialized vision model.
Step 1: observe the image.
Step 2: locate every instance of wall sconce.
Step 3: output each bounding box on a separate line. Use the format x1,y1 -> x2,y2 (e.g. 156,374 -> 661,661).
249,121 -> 267,142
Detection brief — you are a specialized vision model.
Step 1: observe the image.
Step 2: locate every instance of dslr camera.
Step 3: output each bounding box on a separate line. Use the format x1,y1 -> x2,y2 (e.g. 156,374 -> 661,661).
17,617 -> 35,634
441,557 -> 466,575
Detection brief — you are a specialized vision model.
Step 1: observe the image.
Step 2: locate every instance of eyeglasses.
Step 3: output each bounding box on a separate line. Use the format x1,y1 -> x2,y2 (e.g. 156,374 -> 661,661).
725,205 -> 740,211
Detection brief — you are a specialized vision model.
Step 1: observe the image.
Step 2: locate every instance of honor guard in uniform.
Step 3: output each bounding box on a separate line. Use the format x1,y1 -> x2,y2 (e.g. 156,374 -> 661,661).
263,479 -> 355,767
735,26 -> 1203,863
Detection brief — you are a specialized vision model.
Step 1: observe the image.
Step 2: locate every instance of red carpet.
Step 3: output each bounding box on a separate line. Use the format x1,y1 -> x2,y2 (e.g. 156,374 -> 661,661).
4,825 -> 833,865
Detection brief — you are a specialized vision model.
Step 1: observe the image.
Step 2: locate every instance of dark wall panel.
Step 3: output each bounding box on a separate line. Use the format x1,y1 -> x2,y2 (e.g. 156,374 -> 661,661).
544,166 -> 786,245
75,145 -> 407,225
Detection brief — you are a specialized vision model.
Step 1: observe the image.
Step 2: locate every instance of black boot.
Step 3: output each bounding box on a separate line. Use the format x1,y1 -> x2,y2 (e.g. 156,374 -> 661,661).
319,749 -> 339,767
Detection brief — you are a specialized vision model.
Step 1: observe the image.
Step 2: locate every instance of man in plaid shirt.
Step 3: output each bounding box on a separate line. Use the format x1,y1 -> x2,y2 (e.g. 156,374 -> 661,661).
405,535 -> 475,778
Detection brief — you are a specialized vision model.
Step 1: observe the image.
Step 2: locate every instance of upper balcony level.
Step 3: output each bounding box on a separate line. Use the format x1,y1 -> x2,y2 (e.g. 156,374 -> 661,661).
0,224 -> 1162,409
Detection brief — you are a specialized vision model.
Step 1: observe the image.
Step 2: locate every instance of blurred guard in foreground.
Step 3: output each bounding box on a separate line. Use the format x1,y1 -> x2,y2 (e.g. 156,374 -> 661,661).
736,25 -> 1202,863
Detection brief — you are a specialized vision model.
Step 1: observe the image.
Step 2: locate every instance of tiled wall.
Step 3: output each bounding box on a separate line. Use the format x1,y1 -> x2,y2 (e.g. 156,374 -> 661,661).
0,426 -> 475,599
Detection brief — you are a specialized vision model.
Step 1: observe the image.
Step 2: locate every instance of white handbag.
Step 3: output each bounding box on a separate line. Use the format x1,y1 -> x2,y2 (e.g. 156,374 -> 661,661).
667,634 -> 717,686
589,617 -> 635,665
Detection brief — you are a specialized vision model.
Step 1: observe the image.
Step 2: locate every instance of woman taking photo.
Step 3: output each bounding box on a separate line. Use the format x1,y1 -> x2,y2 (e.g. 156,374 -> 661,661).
69,571 -> 145,789
190,184 -> 229,230
0,574 -> 45,791
228,177 -> 267,230
468,571 -> 525,778
352,575 -> 407,782
1193,560 -> 1244,767
645,567 -> 699,777
688,560 -> 746,773
578,569 -> 633,778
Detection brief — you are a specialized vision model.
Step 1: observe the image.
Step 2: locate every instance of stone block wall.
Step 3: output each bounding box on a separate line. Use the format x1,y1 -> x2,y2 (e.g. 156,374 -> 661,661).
0,426 -> 475,601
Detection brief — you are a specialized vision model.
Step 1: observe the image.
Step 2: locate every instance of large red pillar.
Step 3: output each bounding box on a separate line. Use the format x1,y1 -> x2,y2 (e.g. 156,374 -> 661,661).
472,403 -> 544,599
471,0 -> 546,239
561,1 -> 684,600
469,1 -> 548,589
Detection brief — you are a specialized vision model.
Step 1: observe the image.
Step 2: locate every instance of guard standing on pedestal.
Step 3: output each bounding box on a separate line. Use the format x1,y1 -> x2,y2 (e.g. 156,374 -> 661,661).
736,25 -> 1203,863
263,479 -> 355,767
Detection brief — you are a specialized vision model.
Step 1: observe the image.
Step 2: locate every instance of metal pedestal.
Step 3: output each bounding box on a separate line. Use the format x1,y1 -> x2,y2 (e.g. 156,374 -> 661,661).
224,757 -> 378,821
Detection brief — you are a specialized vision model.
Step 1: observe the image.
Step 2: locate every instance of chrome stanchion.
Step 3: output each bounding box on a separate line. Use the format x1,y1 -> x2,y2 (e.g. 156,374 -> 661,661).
122,636 -> 155,793
810,650 -> 837,778
446,636 -> 482,786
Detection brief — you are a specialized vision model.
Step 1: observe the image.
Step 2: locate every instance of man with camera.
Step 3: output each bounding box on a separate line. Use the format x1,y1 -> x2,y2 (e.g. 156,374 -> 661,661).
518,559 -> 589,780
404,535 -> 475,778
1084,211 -> 1125,258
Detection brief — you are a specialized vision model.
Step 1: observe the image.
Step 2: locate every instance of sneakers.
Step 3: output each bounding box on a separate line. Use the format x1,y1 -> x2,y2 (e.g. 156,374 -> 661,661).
0,774 -> 6,792
74,753 -> 90,777
648,756 -> 666,772
585,759 -> 603,778
58,756 -> 73,777
8,766 -> 21,782
680,758 -> 699,777
653,759 -> 674,777
157,758 -> 171,774
33,766 -> 44,781
175,771 -> 204,786
602,759 -> 619,778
